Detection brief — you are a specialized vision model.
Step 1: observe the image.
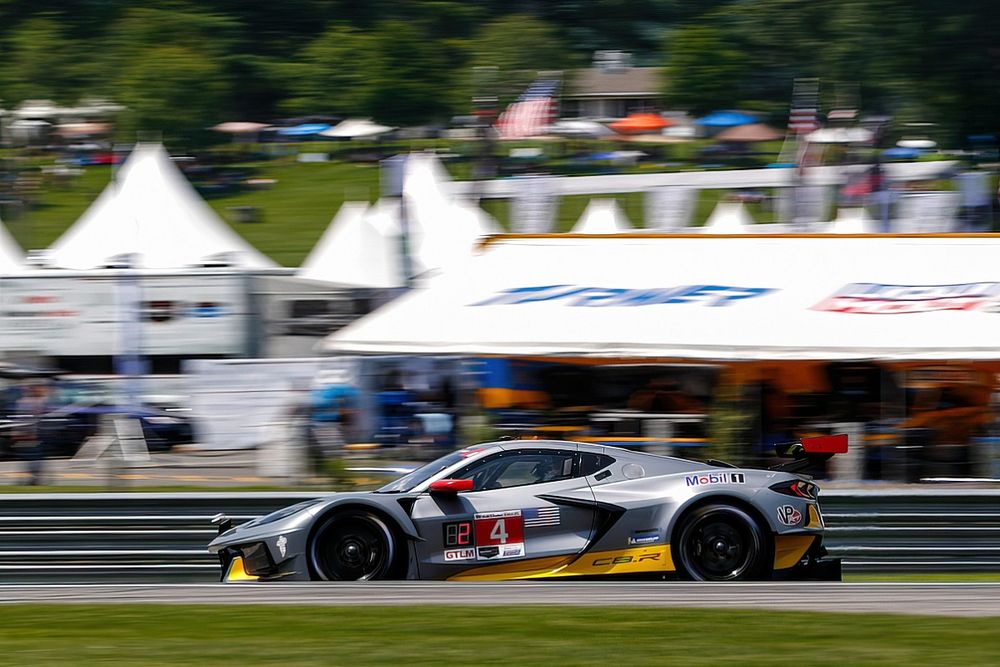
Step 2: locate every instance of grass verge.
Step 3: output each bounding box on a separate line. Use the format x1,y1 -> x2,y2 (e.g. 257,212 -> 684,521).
3,605 -> 998,666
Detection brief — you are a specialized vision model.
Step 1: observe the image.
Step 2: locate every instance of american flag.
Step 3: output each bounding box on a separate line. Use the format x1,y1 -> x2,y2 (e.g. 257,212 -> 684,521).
494,79 -> 560,139
523,507 -> 560,527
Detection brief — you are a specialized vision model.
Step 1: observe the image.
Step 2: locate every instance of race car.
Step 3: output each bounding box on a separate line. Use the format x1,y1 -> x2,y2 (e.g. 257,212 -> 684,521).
208,436 -> 845,582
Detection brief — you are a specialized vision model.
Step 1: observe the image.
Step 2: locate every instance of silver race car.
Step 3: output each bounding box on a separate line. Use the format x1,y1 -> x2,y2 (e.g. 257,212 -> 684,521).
208,436 -> 845,582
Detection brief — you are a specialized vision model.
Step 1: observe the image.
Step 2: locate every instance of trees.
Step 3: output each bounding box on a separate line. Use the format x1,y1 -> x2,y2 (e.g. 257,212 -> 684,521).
467,15 -> 575,103
114,45 -> 230,146
0,16 -> 92,104
280,25 -> 379,118
0,2 -> 995,144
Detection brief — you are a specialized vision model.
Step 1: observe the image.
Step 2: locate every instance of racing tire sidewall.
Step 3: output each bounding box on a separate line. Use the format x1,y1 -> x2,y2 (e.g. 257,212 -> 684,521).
673,503 -> 772,582
309,509 -> 398,581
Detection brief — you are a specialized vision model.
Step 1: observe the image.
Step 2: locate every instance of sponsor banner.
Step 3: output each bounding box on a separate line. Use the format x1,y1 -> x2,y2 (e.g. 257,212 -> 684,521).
0,274 -> 247,355
628,530 -> 660,546
473,284 -> 774,308
813,282 -> 1000,315
777,504 -> 803,526
523,507 -> 560,528
476,543 -> 525,561
444,548 -> 476,561
685,472 -> 746,487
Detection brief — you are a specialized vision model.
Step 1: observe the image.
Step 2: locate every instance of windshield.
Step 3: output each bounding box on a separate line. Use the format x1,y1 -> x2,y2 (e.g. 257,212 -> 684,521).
375,451 -> 469,493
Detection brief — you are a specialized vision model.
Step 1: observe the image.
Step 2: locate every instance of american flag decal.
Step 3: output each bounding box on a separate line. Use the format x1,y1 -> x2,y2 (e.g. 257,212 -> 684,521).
523,507 -> 560,527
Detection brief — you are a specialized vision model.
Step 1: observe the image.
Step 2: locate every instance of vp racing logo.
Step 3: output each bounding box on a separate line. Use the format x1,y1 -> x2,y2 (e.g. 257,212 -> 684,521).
813,283 -> 1000,315
473,284 -> 774,307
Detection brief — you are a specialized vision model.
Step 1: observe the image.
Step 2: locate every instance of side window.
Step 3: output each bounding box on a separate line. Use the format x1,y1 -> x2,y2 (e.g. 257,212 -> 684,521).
579,452 -> 616,476
455,450 -> 576,491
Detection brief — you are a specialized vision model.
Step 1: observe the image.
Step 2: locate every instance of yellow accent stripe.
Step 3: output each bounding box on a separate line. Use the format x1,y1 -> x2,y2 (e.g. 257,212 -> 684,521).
225,556 -> 258,582
447,545 -> 674,581
478,232 -> 1000,249
807,504 -> 823,528
773,535 -> 817,570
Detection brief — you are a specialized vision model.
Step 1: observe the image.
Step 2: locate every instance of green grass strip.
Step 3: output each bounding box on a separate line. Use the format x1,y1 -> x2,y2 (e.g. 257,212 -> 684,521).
2,605 -> 998,666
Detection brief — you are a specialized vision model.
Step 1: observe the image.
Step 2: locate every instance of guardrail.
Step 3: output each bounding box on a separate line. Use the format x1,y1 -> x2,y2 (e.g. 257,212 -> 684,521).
0,489 -> 996,582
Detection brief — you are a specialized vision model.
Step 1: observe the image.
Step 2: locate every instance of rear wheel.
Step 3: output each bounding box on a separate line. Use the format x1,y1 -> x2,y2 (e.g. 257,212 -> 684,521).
309,510 -> 399,581
674,504 -> 771,581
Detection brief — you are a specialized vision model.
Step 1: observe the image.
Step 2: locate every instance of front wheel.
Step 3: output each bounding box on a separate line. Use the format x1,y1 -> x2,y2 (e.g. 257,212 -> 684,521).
674,504 -> 772,581
309,510 -> 399,581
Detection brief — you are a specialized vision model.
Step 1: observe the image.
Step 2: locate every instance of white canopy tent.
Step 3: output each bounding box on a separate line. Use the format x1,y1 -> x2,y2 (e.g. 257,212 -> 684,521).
827,207 -> 878,234
403,153 -> 499,276
298,200 -> 405,289
322,234 -> 1000,361
702,202 -> 755,234
320,119 -> 395,139
570,199 -> 633,234
0,217 -> 23,274
47,143 -> 277,270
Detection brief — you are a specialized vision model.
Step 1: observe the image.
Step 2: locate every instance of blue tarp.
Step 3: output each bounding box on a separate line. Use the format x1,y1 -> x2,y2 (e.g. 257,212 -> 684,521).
695,111 -> 757,127
276,123 -> 332,137
883,147 -> 922,159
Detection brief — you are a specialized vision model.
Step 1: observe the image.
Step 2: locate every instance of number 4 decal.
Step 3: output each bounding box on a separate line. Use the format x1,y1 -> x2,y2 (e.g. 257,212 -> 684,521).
490,519 -> 509,543
474,510 -> 524,547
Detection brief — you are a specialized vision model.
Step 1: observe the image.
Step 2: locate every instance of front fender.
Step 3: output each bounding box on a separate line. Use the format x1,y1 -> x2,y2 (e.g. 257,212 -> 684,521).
307,495 -> 423,542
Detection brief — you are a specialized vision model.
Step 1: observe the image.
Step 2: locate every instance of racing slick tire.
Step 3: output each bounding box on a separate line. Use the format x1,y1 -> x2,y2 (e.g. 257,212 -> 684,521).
308,509 -> 403,581
673,503 -> 773,582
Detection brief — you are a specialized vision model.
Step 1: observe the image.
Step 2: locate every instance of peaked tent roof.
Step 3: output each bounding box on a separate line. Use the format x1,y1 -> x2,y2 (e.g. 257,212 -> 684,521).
0,216 -> 23,274
702,202 -> 755,233
298,200 -> 405,289
322,234 -> 1000,361
47,143 -> 277,270
827,207 -> 878,234
403,153 -> 499,276
571,199 -> 633,234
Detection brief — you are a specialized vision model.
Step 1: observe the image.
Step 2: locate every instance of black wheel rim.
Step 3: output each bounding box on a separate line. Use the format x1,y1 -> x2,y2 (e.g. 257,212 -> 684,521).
315,516 -> 391,581
681,512 -> 759,581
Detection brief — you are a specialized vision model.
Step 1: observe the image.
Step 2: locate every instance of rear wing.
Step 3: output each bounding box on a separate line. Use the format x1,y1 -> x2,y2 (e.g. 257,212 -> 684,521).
770,434 -> 848,473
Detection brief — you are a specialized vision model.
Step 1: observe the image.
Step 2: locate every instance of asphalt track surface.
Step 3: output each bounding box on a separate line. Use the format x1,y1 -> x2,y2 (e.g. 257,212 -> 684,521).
1,582 -> 998,616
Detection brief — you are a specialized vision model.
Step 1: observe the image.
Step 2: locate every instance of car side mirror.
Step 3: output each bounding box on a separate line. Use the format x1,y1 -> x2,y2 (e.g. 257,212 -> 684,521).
428,478 -> 474,494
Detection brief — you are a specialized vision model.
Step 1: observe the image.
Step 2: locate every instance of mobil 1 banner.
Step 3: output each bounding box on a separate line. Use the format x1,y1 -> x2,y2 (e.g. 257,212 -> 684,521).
0,273 -> 248,356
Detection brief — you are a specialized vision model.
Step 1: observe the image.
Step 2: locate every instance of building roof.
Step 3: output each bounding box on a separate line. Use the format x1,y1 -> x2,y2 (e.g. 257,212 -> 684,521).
565,67 -> 663,99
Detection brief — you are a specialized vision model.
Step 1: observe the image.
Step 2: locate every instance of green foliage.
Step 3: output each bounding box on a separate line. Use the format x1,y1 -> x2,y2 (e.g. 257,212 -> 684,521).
114,45 -> 230,146
0,16 -> 93,104
660,0 -> 999,143
280,25 -> 379,117
662,23 -> 749,115
468,15 -> 575,103
0,2 -> 996,145
364,20 -> 456,125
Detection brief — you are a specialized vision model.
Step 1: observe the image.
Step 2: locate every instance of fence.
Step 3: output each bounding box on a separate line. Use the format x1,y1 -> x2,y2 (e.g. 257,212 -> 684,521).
0,489 -> 996,582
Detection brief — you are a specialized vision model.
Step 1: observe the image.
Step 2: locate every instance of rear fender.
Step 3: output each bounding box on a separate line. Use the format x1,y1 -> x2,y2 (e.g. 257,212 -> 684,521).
667,492 -> 773,543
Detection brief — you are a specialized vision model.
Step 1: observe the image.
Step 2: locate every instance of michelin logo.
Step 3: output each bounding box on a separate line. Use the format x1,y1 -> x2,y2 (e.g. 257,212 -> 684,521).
685,472 -> 746,487
628,530 -> 660,546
